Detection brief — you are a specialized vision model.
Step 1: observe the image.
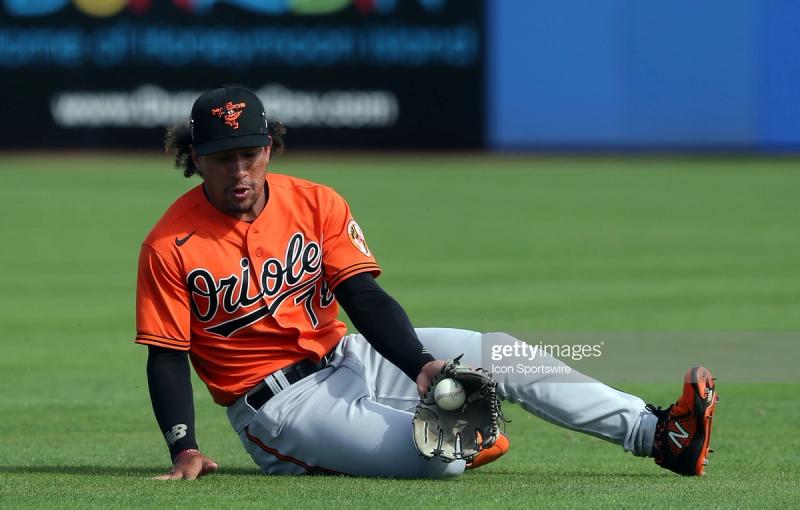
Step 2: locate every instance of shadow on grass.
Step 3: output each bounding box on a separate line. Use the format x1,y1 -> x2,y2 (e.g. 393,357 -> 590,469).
476,468 -> 667,478
1,465 -> 671,480
0,465 -> 262,477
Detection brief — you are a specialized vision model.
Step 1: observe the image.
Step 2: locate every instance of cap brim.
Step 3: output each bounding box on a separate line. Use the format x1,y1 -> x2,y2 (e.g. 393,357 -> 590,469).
194,134 -> 270,156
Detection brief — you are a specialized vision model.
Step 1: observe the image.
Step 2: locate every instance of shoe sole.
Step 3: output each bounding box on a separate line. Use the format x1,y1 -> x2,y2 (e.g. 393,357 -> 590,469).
687,366 -> 718,475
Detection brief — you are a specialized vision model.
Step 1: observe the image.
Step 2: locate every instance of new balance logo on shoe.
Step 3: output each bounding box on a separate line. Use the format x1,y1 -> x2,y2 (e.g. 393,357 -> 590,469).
668,422 -> 689,448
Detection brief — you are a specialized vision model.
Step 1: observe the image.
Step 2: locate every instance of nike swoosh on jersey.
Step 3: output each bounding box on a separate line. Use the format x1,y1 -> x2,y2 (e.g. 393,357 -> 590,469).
175,231 -> 196,247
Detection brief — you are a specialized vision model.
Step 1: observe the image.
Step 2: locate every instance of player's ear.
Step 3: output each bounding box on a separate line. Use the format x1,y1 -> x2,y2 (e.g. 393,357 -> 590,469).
190,146 -> 203,176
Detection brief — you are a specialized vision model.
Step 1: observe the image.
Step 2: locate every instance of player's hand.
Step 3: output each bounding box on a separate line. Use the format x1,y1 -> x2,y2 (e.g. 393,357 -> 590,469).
153,449 -> 219,480
416,360 -> 446,397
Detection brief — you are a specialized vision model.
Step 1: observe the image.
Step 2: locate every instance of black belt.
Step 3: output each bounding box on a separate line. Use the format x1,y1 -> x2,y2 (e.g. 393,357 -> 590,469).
244,357 -> 329,411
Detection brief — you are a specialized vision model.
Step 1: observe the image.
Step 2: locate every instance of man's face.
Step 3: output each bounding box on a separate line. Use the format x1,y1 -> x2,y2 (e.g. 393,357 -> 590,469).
193,145 -> 270,221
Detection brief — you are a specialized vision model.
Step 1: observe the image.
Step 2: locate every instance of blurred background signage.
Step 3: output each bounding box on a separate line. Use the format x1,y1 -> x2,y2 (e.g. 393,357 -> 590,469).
2,1 -> 799,152
0,0 -> 483,149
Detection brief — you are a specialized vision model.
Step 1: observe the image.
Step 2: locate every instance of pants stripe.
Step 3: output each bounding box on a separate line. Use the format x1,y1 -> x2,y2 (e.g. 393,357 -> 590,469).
243,426 -> 347,476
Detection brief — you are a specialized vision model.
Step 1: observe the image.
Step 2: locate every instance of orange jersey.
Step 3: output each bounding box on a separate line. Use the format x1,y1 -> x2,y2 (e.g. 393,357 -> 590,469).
135,173 -> 381,405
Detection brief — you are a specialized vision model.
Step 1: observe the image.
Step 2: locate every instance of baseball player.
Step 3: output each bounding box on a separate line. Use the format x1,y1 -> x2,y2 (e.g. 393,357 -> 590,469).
136,87 -> 718,479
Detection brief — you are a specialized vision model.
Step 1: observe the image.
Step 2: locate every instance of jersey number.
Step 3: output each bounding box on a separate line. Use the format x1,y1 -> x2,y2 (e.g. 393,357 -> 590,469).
294,281 -> 334,328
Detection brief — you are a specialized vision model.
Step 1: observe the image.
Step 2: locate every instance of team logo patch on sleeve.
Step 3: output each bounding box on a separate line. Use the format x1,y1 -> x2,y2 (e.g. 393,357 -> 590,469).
347,220 -> 371,256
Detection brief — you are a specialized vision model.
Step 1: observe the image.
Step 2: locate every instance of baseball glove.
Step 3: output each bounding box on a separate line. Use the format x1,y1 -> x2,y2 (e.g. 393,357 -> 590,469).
412,355 -> 505,463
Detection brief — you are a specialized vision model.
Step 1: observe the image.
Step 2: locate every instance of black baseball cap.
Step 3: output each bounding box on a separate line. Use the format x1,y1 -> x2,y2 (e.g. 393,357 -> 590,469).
190,87 -> 270,156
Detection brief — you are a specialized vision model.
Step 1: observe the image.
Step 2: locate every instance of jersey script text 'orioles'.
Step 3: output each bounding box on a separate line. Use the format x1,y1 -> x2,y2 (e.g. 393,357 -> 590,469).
136,173 -> 381,405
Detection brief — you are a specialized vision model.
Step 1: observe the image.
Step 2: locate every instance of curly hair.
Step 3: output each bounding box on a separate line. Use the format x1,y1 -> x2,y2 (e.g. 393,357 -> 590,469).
164,119 -> 286,178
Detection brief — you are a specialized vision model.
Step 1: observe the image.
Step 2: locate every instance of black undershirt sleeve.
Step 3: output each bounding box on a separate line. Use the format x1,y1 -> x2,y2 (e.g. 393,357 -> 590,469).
146,345 -> 199,461
333,272 -> 435,381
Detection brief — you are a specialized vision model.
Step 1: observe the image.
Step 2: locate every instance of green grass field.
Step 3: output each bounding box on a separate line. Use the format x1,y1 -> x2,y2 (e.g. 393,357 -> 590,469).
1,153 -> 798,508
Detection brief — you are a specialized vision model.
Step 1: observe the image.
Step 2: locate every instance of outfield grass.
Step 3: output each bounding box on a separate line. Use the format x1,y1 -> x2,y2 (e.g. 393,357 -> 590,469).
0,153 -> 798,508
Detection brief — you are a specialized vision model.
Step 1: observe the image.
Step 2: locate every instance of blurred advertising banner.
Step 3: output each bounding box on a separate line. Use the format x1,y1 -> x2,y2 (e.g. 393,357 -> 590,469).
0,0 -> 484,150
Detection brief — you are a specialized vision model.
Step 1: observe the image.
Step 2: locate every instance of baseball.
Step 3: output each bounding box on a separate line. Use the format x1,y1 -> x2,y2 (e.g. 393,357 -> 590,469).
433,378 -> 466,411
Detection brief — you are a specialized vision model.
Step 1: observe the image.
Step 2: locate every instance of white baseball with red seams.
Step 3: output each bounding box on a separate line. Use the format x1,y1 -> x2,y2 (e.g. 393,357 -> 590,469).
434,378 -> 466,410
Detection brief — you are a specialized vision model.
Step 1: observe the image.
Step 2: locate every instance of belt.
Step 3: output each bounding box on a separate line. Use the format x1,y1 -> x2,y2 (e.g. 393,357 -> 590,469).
244,356 -> 329,411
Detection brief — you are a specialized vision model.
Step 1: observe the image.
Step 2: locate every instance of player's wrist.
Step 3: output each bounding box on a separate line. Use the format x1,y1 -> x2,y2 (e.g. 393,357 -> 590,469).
172,447 -> 201,463
418,359 -> 444,379
168,436 -> 199,460
408,351 -> 437,381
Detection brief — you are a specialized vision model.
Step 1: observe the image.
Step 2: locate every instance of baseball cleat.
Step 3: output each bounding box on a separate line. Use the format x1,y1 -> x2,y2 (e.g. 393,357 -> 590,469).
466,433 -> 509,470
649,366 -> 718,476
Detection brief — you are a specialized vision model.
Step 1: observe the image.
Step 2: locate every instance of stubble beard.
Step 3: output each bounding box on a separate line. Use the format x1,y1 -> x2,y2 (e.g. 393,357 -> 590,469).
225,187 -> 262,217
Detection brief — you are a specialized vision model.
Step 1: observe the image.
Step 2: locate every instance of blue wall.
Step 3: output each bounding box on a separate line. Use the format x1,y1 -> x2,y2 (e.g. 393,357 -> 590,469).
488,0 -> 800,150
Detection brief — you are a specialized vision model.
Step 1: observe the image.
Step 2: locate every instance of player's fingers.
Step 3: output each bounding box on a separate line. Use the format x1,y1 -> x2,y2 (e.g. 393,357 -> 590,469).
152,464 -> 201,480
416,360 -> 444,396
181,470 -> 199,480
199,460 -> 219,477
181,458 -> 220,479
152,471 -> 181,480
181,460 -> 208,480
151,452 -> 218,480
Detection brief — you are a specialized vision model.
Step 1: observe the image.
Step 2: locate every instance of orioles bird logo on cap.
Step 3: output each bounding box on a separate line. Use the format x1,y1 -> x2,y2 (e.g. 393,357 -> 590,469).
210,101 -> 246,129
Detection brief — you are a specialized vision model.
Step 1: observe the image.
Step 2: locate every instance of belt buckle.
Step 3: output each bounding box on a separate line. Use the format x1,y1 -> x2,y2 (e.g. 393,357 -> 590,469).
244,370 -> 286,412
245,353 -> 333,412
264,369 -> 291,395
